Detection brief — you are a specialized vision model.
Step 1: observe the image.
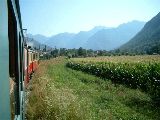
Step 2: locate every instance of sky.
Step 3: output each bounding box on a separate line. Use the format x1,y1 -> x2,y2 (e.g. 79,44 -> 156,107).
20,0 -> 160,37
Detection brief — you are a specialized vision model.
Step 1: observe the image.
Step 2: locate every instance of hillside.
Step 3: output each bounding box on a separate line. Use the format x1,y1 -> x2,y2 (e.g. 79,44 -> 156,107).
120,12 -> 160,54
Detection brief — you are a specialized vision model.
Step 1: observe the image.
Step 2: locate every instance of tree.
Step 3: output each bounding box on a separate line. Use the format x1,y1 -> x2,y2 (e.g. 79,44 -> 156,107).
78,47 -> 86,57
59,48 -> 67,56
51,47 -> 59,57
78,47 -> 83,56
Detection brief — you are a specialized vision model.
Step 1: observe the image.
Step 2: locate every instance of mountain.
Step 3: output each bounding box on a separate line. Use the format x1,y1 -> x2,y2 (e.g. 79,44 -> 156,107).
85,21 -> 145,50
45,32 -> 75,48
29,20 -> 145,50
119,12 -> 160,54
69,26 -> 109,48
27,34 -> 49,44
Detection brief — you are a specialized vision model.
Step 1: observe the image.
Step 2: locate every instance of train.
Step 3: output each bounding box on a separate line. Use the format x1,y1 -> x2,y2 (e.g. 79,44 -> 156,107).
24,48 -> 39,85
0,0 -> 39,119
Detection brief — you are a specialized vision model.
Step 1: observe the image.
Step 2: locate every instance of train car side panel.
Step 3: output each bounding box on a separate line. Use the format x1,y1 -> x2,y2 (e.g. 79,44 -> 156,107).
0,1 -> 11,120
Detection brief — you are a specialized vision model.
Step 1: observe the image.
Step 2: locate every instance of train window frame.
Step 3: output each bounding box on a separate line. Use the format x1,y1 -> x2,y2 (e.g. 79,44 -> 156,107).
8,0 -> 21,117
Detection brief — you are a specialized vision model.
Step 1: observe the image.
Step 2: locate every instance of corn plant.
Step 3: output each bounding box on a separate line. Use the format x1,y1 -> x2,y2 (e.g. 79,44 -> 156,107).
66,61 -> 160,99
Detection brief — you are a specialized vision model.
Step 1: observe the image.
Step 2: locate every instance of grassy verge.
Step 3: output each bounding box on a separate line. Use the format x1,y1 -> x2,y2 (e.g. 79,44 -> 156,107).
26,58 -> 160,120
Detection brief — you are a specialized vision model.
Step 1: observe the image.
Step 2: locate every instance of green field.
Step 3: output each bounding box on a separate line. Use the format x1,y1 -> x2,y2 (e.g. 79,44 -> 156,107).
26,56 -> 160,120
68,55 -> 160,99
71,55 -> 160,63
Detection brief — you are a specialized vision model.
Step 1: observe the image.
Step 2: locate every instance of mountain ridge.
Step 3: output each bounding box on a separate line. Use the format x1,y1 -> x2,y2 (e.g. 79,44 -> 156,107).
29,20 -> 145,50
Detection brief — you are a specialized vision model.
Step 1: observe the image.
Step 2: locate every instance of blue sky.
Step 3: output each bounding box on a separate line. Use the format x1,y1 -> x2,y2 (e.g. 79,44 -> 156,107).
20,0 -> 160,37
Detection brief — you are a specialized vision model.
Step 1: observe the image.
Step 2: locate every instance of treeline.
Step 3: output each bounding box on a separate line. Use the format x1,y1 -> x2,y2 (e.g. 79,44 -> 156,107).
40,46 -> 160,60
50,47 -> 110,58
50,47 -> 147,58
120,43 -> 160,55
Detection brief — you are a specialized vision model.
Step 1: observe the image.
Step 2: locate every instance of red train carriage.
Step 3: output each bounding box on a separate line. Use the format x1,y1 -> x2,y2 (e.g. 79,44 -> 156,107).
24,48 -> 39,86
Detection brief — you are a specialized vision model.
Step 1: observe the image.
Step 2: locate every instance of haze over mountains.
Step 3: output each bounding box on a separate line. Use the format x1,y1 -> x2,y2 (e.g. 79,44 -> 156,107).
29,21 -> 145,50
120,12 -> 160,54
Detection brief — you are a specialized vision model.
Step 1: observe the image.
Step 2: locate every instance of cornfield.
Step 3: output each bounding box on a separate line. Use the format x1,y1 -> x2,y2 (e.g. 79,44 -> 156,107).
66,56 -> 160,99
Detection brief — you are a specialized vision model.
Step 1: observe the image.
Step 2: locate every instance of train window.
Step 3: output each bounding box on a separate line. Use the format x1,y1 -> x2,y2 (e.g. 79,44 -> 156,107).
8,3 -> 17,79
33,53 -> 36,60
33,53 -> 34,60
28,52 -> 30,64
30,53 -> 32,62
32,53 -> 34,61
36,53 -> 37,60
28,52 -> 30,65
29,52 -> 32,64
34,53 -> 36,60
8,0 -> 20,118
31,53 -> 32,62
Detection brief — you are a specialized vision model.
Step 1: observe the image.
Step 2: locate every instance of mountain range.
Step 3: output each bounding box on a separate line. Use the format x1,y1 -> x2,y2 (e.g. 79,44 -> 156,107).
29,21 -> 145,50
85,21 -> 145,50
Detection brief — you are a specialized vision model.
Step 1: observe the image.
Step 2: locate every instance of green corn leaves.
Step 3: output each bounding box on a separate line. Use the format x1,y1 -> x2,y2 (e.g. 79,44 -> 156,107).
66,61 -> 160,99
